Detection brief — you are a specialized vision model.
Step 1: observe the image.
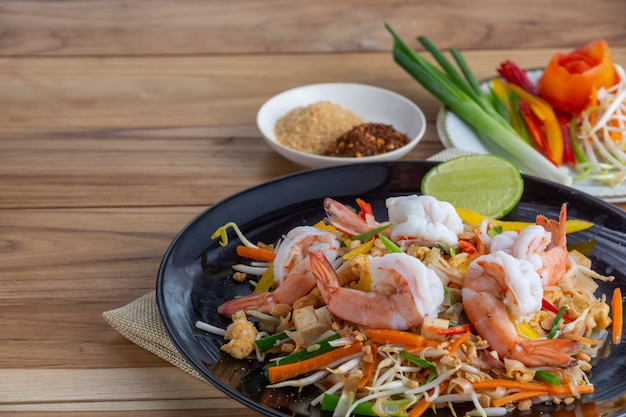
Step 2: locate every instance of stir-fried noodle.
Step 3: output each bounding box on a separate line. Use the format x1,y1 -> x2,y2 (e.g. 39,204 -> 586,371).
201,195 -> 618,416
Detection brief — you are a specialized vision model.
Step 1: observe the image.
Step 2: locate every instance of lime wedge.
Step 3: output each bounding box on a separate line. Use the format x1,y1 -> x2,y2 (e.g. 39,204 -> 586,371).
421,155 -> 523,219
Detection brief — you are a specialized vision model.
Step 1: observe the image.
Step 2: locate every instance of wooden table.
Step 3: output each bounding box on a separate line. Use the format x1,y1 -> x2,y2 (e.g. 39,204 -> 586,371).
2,1 -> 625,416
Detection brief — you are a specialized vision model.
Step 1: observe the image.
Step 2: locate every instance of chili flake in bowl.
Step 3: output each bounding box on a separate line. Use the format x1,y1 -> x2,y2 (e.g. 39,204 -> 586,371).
257,83 -> 426,168
322,123 -> 411,157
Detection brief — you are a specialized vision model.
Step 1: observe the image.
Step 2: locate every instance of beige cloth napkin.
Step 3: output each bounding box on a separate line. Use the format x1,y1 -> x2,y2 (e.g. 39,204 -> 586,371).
102,149 -> 470,379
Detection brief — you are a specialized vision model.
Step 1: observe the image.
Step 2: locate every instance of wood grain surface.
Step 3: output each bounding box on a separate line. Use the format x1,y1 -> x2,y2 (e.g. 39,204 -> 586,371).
1,1 -> 625,415
1,0 -> 625,55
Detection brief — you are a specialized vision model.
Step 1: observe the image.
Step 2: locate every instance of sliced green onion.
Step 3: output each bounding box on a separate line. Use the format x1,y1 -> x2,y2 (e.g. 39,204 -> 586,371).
255,331 -> 289,352
351,223 -> 392,241
535,370 -> 561,386
385,25 -> 572,186
378,233 -> 403,253
320,394 -> 377,416
437,244 -> 451,256
263,333 -> 340,371
487,225 -> 504,238
547,306 -> 568,339
322,394 -> 413,416
399,351 -> 438,383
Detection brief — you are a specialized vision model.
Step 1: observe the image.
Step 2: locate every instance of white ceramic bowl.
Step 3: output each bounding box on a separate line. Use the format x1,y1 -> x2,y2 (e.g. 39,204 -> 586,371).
256,83 -> 427,168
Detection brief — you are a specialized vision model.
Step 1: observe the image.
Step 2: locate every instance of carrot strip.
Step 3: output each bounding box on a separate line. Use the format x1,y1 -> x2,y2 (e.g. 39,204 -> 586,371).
236,245 -> 275,262
588,86 -> 598,127
357,344 -> 377,389
472,379 -> 594,396
446,330 -> 471,357
365,329 -> 427,347
268,342 -> 363,384
492,391 -> 549,408
408,397 -> 432,417
611,287 -> 623,344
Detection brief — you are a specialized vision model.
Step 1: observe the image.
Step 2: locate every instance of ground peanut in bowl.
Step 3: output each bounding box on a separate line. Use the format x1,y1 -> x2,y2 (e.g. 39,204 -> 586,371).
274,101 -> 364,154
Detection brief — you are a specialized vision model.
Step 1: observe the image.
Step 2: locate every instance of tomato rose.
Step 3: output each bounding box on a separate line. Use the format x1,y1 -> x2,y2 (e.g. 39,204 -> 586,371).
538,39 -> 616,114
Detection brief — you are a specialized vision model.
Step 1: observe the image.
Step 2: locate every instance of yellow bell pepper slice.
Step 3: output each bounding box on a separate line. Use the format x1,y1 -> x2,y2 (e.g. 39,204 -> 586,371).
456,208 -> 593,234
508,84 -> 564,165
343,238 -> 375,261
253,263 -> 274,294
313,220 -> 335,232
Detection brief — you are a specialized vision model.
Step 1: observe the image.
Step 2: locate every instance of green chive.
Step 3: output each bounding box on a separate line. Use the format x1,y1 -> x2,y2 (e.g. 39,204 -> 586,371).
263,333 -> 340,371
487,225 -> 504,238
378,233 -> 403,253
321,394 -> 378,416
547,306 -> 568,339
400,351 -> 438,383
535,370 -> 561,386
254,331 -> 290,353
351,224 -> 392,241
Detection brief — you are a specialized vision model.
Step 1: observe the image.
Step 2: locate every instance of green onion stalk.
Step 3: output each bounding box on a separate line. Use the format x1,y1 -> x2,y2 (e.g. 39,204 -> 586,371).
386,24 -> 572,186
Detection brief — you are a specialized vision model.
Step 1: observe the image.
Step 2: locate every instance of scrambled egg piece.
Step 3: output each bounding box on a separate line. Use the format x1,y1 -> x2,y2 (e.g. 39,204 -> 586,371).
221,311 -> 258,359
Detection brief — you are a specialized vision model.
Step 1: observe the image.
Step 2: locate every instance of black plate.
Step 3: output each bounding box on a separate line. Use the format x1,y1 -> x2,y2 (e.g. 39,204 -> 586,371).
156,161 -> 626,417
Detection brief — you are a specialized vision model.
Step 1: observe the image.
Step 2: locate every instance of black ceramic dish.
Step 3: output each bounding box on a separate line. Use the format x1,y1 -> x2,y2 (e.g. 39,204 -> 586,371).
156,161 -> 626,417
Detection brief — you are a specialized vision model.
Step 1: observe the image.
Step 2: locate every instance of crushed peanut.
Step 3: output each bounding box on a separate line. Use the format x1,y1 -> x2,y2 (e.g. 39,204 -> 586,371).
275,101 -> 363,154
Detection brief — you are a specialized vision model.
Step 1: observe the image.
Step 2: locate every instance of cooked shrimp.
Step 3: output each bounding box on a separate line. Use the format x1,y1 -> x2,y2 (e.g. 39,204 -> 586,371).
386,195 -> 463,248
489,204 -> 568,286
309,250 -> 444,330
323,197 -> 382,237
535,204 -> 569,286
462,251 -> 581,366
218,226 -> 341,316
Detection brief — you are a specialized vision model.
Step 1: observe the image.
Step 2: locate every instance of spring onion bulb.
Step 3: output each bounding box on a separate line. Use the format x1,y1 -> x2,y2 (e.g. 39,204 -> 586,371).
385,25 -> 572,186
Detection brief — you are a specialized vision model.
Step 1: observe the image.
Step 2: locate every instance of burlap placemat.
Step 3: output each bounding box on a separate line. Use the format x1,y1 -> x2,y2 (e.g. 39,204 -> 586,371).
102,291 -> 203,380
102,149 -> 472,378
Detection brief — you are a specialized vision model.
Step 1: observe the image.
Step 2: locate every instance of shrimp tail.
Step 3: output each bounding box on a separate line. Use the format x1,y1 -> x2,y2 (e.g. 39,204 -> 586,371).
218,292 -> 272,316
510,338 -> 581,367
536,203 -> 567,249
536,203 -> 569,286
308,250 -> 340,304
323,197 -> 377,237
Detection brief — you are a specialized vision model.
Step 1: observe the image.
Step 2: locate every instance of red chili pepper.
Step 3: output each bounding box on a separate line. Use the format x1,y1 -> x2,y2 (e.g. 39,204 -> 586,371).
518,100 -> 554,163
458,240 -> 477,254
542,298 -> 575,322
497,60 -> 539,96
356,198 -> 374,221
426,323 -> 475,336
557,112 -> 576,166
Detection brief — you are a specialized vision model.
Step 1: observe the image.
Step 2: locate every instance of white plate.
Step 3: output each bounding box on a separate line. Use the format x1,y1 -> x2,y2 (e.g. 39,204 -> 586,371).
436,69 -> 626,203
257,83 -> 426,168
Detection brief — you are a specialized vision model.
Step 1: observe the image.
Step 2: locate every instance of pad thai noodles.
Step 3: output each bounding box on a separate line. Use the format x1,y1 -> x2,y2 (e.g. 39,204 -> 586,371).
200,194 -> 620,417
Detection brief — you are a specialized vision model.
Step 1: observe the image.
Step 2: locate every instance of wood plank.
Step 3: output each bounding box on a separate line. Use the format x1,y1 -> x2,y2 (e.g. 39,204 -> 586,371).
0,207 -> 198,302
3,403 -> 254,415
0,368 -> 261,415
5,50 -> 626,209
0,128 -> 444,209
0,0 -> 625,56
5,412 -> 256,417
3,50 -> 626,130
0,368 -> 212,402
